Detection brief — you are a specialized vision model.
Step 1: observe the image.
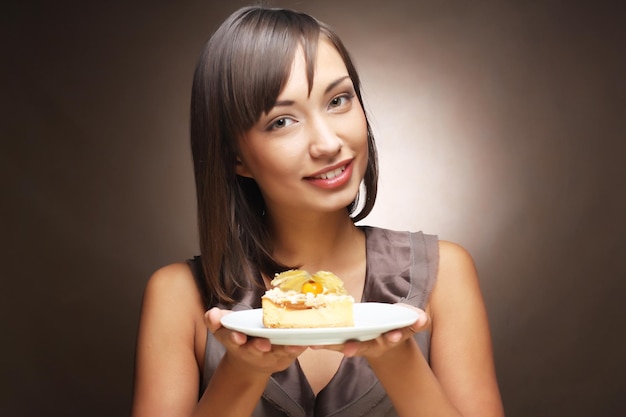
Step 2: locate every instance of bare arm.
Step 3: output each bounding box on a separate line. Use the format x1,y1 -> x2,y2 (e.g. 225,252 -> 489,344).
333,241 -> 504,416
131,263 -> 205,417
131,263 -> 306,417
428,241 -> 504,416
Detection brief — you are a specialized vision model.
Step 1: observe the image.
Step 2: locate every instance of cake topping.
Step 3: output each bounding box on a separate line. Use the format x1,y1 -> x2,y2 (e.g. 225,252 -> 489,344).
270,269 -> 348,295
301,280 -> 323,295
270,269 -> 311,292
310,271 -> 348,295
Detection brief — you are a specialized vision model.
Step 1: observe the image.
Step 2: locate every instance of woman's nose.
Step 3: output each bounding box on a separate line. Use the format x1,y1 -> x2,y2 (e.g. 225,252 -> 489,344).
308,119 -> 343,158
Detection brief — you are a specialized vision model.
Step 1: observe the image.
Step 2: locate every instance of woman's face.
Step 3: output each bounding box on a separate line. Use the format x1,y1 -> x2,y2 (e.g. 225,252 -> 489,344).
236,39 -> 368,218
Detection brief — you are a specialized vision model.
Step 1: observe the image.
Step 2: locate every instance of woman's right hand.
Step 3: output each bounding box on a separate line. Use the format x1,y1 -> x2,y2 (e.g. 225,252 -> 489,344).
205,307 -> 308,376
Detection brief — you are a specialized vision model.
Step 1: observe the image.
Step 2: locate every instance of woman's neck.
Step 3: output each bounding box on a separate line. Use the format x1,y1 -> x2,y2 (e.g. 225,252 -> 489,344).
266,209 -> 364,273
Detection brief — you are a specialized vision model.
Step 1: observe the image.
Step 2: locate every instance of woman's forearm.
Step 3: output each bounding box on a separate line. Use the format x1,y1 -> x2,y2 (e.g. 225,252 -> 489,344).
367,338 -> 463,417
193,354 -> 270,417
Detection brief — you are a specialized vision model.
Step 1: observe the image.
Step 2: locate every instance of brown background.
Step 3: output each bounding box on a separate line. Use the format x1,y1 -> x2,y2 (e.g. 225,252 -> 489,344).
2,1 -> 625,416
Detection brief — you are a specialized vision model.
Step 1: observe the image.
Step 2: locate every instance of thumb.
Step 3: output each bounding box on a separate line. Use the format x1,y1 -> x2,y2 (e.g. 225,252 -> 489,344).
205,307 -> 225,334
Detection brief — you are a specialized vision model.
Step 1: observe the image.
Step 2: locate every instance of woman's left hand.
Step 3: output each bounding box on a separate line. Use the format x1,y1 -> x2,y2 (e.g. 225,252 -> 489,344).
314,303 -> 429,359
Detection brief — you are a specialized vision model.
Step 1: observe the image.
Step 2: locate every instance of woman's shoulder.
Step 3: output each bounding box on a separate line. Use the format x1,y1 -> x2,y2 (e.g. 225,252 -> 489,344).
431,240 -> 483,317
146,262 -> 199,292
438,240 -> 476,267
142,262 -> 205,318
138,262 -> 207,357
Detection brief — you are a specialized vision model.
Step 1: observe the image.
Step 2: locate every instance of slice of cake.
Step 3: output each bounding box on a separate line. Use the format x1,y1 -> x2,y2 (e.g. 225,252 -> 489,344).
262,269 -> 355,328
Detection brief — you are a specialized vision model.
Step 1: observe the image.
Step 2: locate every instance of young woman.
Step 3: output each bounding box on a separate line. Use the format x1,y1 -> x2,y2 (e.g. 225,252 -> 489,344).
131,6 -> 505,417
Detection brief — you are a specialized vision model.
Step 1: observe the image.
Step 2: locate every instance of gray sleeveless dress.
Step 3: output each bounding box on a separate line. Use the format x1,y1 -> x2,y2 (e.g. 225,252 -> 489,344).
187,226 -> 439,417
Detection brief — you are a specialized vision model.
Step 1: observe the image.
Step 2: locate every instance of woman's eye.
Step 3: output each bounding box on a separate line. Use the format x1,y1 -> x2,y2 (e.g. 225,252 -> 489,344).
269,117 -> 295,130
329,94 -> 353,109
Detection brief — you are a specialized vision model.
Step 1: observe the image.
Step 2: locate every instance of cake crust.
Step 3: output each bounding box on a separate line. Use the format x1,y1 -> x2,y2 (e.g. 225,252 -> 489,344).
262,297 -> 354,328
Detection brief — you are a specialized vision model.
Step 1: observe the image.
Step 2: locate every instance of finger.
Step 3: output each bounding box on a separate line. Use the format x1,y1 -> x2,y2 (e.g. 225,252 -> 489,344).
407,310 -> 429,333
340,340 -> 362,358
204,308 -> 250,348
250,337 -> 272,352
205,307 -> 224,333
229,330 -> 248,346
383,329 -> 403,343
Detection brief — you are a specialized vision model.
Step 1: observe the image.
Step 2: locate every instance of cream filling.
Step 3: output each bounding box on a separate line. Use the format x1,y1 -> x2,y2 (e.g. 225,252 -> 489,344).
263,288 -> 354,308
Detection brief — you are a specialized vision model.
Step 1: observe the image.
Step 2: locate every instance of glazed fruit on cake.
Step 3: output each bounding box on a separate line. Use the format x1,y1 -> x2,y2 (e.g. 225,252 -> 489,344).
261,269 -> 355,328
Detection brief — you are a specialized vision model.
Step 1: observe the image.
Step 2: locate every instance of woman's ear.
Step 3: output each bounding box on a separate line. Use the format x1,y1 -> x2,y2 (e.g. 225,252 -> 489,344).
235,157 -> 254,178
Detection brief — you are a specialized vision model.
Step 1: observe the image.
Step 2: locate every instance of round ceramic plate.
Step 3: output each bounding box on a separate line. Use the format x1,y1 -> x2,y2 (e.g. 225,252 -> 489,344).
220,302 -> 419,345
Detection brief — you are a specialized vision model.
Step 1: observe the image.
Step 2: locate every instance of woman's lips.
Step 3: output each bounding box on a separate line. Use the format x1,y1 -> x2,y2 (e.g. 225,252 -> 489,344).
304,160 -> 353,189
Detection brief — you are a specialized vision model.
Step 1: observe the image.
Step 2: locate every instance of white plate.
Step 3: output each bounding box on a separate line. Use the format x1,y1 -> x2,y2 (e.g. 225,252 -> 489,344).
220,302 -> 419,345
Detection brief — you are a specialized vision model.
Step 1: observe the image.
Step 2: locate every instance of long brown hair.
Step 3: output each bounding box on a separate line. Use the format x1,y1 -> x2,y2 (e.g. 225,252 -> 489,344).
190,6 -> 378,306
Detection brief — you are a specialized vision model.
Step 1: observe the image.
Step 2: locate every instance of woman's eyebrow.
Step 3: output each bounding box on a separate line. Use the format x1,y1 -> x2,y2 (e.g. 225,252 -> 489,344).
324,75 -> 351,95
273,75 -> 352,108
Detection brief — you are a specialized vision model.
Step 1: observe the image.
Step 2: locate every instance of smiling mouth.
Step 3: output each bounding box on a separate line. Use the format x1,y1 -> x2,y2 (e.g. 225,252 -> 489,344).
315,166 -> 346,180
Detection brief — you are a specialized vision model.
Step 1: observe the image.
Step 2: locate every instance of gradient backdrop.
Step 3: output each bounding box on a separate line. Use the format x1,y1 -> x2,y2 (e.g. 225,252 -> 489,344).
2,1 -> 625,416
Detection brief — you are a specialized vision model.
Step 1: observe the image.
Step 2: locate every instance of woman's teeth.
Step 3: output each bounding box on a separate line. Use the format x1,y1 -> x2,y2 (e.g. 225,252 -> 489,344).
316,167 -> 345,180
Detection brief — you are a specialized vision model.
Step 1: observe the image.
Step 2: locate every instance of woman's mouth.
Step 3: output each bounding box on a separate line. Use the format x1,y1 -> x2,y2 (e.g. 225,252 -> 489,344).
315,166 -> 346,180
305,161 -> 354,189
